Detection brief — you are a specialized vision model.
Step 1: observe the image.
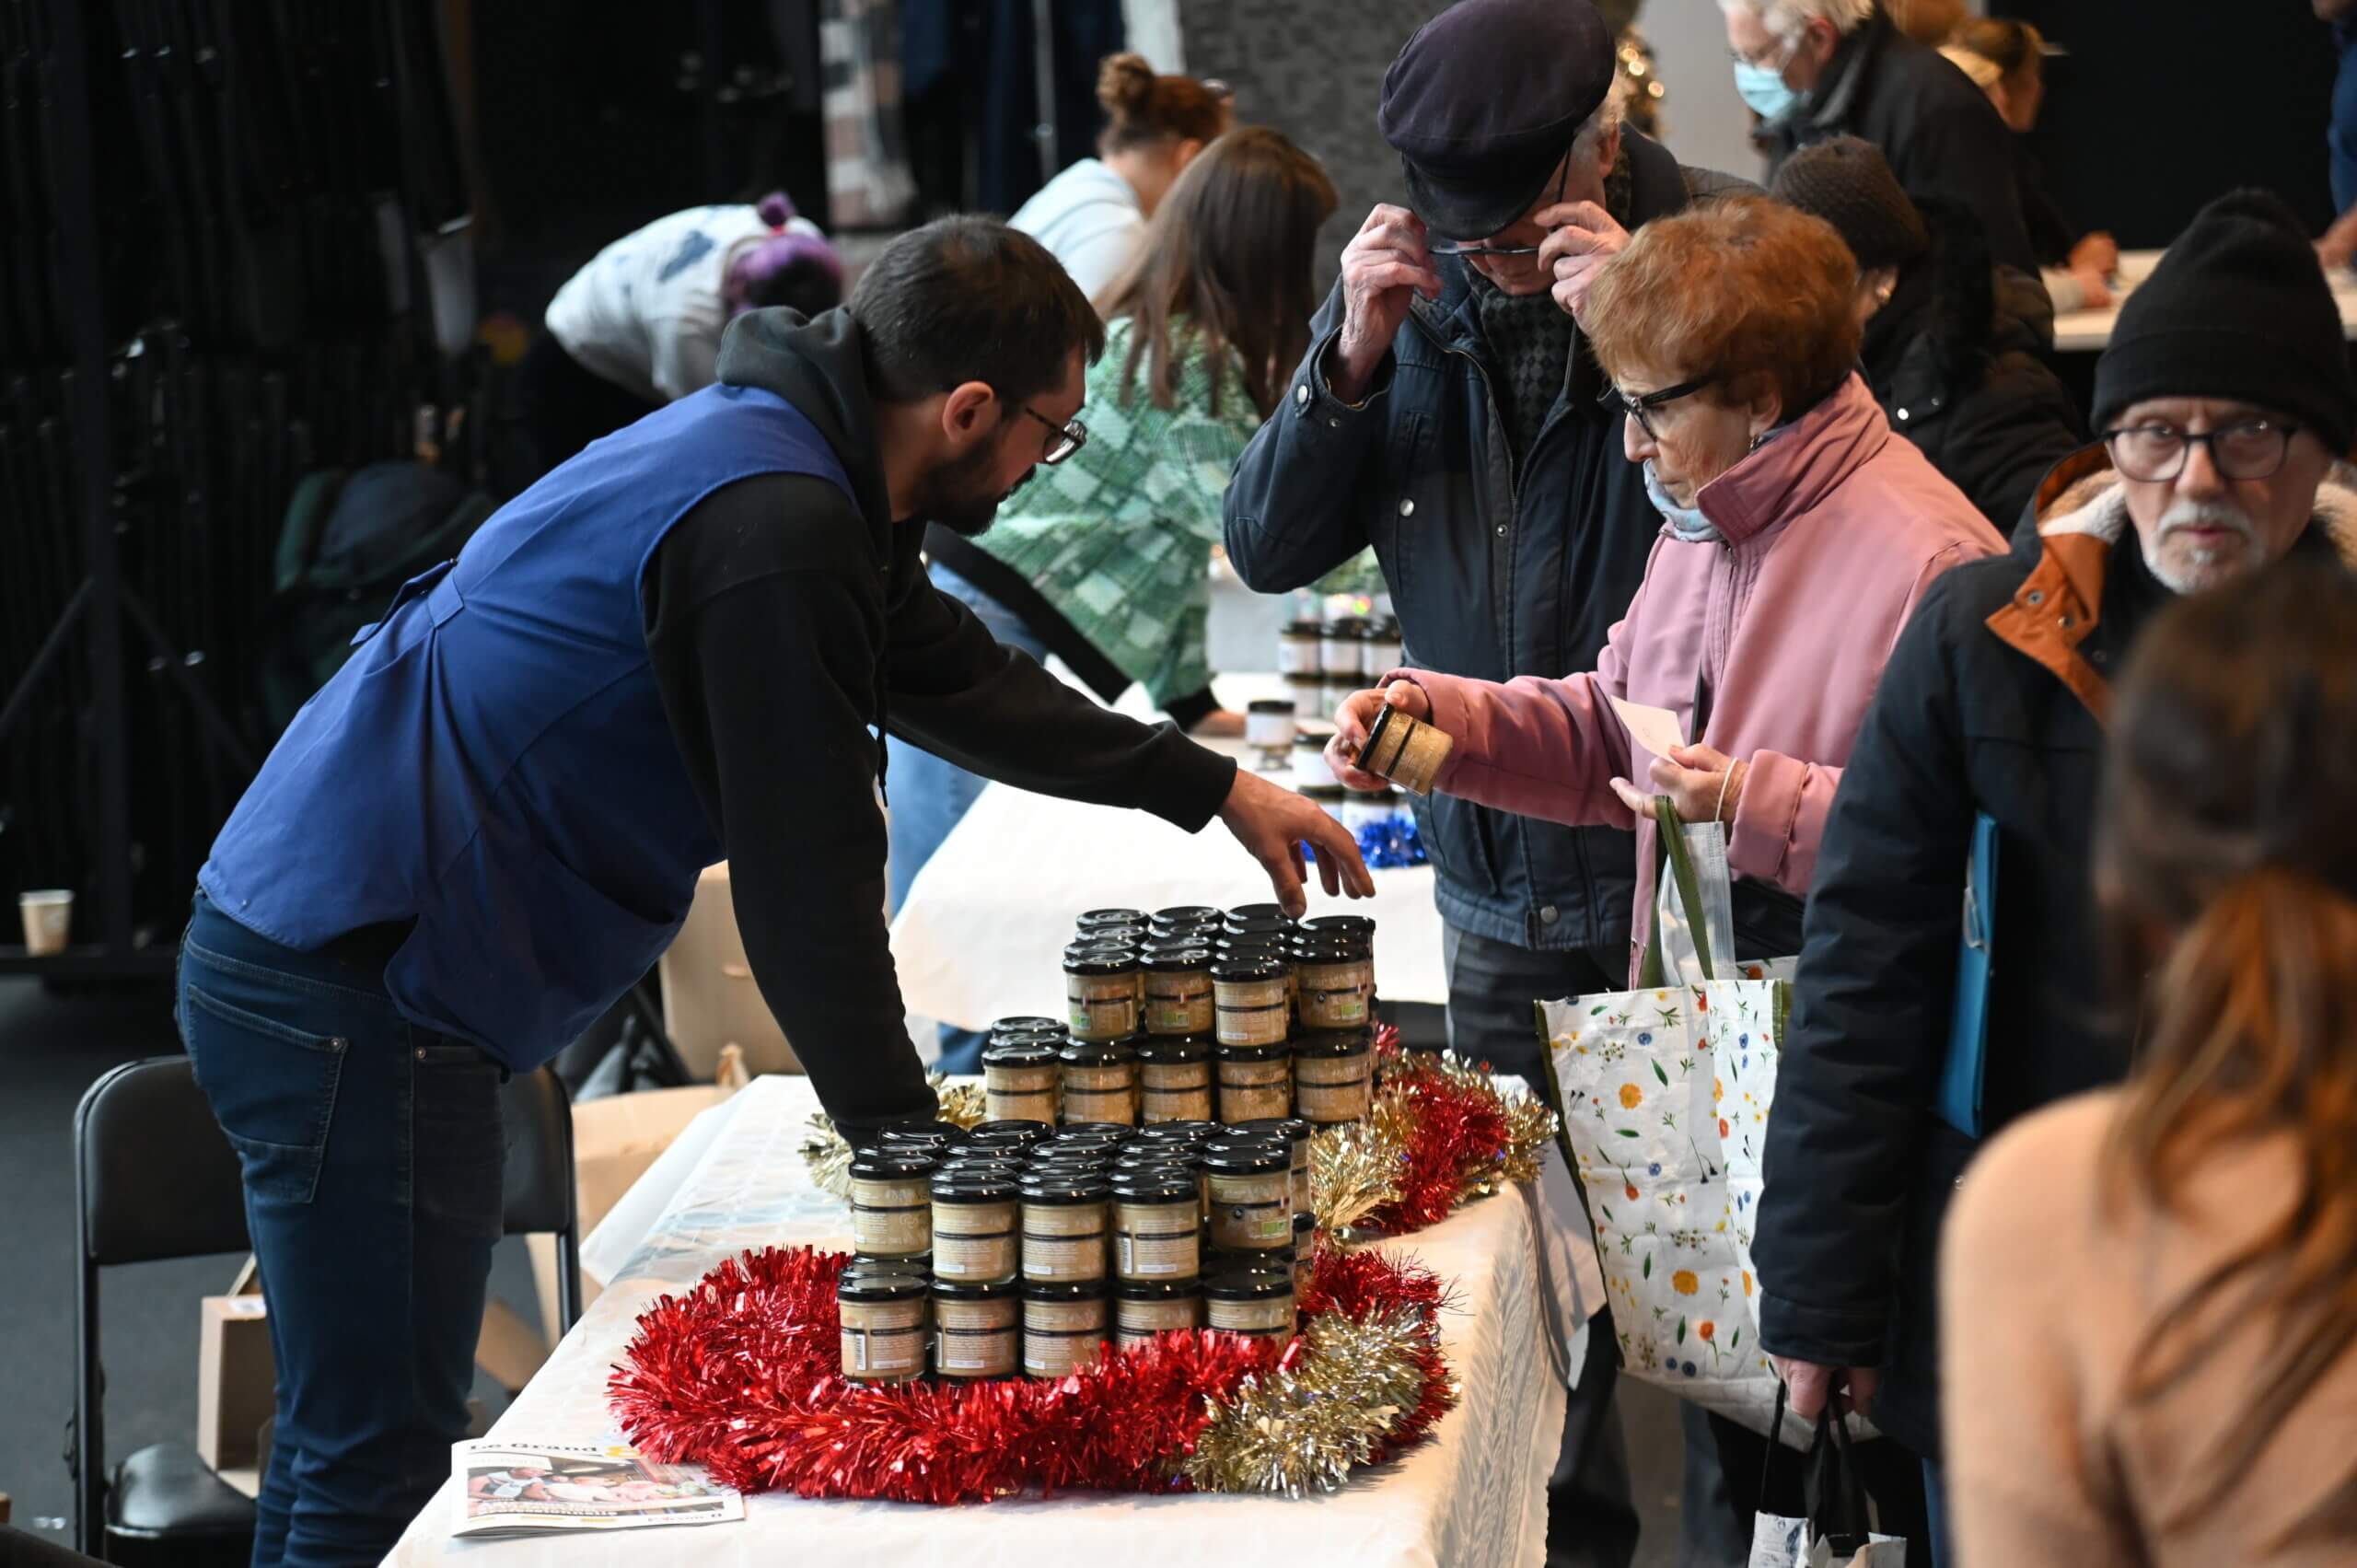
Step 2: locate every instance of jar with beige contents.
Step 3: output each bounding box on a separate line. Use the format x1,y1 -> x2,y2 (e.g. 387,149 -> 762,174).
981,1039 -> 1062,1125
838,1271 -> 930,1383
930,1168 -> 1019,1283
1203,1143 -> 1294,1252
1019,1171 -> 1110,1283
1142,947 -> 1215,1035
1064,947 -> 1141,1040
1292,1028 -> 1376,1125
1058,1038 -> 1140,1126
930,1278 -> 1019,1380
1113,1279 -> 1203,1349
1134,1033 -> 1214,1122
1204,1266 -> 1298,1342
1021,1281 -> 1109,1377
1212,957 -> 1289,1047
847,1152 -> 935,1261
1293,935 -> 1374,1030
1111,1166 -> 1202,1283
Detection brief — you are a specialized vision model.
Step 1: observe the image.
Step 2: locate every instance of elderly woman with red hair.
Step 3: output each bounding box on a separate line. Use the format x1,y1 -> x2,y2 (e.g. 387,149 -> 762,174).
1331,194 -> 2003,1545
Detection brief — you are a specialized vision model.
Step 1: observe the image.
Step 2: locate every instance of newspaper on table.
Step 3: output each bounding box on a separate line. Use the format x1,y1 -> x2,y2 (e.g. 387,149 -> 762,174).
452,1440 -> 744,1538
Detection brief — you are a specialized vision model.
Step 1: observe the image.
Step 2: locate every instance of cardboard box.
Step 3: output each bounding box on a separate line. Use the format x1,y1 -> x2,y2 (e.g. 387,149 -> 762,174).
523,1076 -> 740,1347
196,1295 -> 274,1473
658,863 -> 804,1078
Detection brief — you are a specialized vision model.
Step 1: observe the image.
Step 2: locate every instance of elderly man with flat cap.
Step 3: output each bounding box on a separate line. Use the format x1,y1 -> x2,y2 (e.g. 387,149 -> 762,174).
1225,2 -> 1751,1563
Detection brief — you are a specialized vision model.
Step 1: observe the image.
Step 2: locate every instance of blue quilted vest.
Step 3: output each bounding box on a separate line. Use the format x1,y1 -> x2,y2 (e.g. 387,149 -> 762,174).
200,384 -> 853,1067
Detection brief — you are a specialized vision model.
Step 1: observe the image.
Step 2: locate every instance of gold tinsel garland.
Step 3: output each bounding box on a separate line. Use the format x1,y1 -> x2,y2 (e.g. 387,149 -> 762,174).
1178,1306 -> 1449,1495
799,1075 -> 986,1200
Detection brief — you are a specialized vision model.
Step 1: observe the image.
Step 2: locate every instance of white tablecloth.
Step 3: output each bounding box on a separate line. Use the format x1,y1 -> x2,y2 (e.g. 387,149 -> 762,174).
888,674 -> 1446,1032
2053,249 -> 2357,353
385,1075 -> 1573,1567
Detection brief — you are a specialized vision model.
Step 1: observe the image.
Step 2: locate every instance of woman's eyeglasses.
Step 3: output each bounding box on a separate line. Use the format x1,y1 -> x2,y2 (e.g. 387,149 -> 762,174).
1599,377 -> 1713,440
2103,420 -> 2295,483
1019,404 -> 1088,465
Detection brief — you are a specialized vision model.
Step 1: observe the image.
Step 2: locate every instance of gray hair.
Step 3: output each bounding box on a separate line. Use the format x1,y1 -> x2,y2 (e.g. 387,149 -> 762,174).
1571,79 -> 1630,168
1718,0 -> 1875,42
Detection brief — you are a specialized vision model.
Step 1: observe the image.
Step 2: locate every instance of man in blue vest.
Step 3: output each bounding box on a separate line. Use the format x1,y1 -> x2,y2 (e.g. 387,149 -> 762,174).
177,216 -> 1372,1567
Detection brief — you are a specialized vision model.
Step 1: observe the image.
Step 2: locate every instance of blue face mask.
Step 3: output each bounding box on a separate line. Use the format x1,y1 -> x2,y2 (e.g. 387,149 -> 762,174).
1734,60 -> 1800,122
1643,460 -> 1719,543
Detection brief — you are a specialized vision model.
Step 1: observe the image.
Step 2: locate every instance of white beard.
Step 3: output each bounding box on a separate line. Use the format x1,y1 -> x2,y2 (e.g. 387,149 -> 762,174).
2142,500 -> 2258,595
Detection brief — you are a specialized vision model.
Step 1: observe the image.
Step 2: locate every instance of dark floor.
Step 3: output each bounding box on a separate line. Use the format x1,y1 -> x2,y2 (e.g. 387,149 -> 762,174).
0,976 -> 541,1547
0,973 -> 1683,1560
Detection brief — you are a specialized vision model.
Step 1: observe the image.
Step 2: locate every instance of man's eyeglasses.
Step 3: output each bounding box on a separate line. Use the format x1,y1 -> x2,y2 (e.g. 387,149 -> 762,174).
1429,157 -> 1573,259
1599,377 -> 1713,440
1019,404 -> 1088,465
2103,419 -> 2296,483
1727,30 -> 1800,72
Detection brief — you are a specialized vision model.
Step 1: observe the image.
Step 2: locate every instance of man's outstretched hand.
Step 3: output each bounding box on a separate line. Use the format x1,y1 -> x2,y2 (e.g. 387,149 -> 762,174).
1217,767 -> 1377,917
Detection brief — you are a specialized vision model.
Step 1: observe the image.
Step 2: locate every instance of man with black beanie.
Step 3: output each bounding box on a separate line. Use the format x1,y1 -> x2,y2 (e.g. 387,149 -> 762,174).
1749,186 -> 2357,1553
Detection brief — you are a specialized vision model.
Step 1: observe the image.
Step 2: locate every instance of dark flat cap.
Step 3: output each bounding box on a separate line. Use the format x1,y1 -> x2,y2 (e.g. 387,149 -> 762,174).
1379,0 -> 1616,240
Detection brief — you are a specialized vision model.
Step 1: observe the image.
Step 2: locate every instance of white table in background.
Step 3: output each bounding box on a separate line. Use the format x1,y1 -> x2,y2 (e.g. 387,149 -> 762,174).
2052,249 -> 2357,353
383,1074 -> 1573,1567
888,672 -> 1446,1033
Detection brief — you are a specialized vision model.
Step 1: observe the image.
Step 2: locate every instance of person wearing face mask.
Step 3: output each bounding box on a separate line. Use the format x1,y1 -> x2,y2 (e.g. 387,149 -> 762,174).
1720,0 -> 2041,286
1328,195 -> 2001,1556
1225,12 -> 1751,1553
1751,189 -> 2357,1564
1771,136 -> 2086,529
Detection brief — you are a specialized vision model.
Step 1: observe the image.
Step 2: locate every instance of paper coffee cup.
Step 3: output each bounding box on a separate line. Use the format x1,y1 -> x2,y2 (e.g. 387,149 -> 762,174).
19,889 -> 74,956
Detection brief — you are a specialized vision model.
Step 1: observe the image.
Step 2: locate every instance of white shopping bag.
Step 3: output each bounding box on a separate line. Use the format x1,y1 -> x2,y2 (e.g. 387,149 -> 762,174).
1748,1516 -> 1908,1568
1747,1383 -> 1907,1565
1538,799 -> 1833,1445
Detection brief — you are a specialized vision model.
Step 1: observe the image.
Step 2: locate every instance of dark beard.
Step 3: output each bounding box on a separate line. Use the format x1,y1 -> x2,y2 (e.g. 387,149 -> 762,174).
915,438 -> 1020,540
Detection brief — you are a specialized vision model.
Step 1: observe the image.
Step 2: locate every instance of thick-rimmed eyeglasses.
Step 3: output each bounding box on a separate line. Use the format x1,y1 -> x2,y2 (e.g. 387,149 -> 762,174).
1428,157 -> 1573,259
1019,404 -> 1088,465
2103,419 -> 2296,483
1599,377 -> 1713,440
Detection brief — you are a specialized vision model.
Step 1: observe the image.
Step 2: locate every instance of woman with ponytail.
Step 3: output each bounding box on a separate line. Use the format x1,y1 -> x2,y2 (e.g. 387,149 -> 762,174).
1943,558 -> 2357,1563
1008,53 -> 1233,300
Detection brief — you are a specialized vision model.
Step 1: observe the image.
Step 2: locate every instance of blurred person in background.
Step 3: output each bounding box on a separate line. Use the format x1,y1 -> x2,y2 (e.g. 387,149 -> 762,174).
1720,0 -> 2040,284
1225,8 -> 1755,1559
1329,194 -> 1999,1558
1882,0 -> 1963,47
1945,558 -> 2357,1565
2311,0 -> 2357,270
1773,137 -> 2085,529
521,192 -> 842,474
1940,18 -> 2121,311
1008,53 -> 1233,302
1752,189 -> 2357,1564
894,128 -> 1340,1070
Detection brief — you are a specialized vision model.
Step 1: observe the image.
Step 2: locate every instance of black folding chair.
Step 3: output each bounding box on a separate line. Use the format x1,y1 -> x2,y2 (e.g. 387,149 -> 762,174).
70,1058 -> 256,1564
72,1058 -> 584,1562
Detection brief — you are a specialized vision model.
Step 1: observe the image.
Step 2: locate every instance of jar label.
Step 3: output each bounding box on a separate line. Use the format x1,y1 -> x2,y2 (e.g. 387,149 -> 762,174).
984,1091 -> 1058,1125
1219,1086 -> 1294,1123
1296,1081 -> 1373,1123
933,1225 -> 1018,1282
841,1321 -> 925,1377
1146,999 -> 1213,1032
935,1326 -> 1016,1375
1115,1216 -> 1201,1280
1141,1089 -> 1216,1124
1021,1228 -> 1108,1282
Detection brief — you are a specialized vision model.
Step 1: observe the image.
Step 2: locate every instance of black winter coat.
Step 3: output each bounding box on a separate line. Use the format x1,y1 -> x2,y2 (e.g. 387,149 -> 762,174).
1750,449 -> 2357,1459
1224,132 -> 1732,957
1764,12 -> 2039,278
1861,208 -> 2087,531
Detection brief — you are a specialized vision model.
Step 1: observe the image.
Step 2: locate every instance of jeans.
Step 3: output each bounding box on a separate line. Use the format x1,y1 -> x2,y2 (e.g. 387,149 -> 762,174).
885,561 -> 1050,1073
177,894 -> 505,1568
1441,922 -> 1640,1568
1922,1459 -> 1951,1567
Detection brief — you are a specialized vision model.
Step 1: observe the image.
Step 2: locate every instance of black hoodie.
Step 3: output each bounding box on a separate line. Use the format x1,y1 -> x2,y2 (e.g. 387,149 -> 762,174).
641,308 -> 1237,1129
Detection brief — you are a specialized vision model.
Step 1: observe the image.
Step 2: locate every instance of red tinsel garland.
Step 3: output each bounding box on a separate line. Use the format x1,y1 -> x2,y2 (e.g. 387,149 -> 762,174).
609,1246 -> 1454,1504
1363,1040 -> 1515,1237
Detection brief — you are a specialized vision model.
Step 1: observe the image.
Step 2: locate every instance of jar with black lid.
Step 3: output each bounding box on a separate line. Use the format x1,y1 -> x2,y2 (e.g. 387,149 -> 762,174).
968,1121 -> 1053,1152
1293,1028 -> 1375,1125
838,1271 -> 930,1382
981,1039 -> 1061,1125
991,1015 -> 1065,1040
1018,1170 -> 1110,1283
1214,1040 -> 1293,1123
1057,1037 -> 1139,1126
931,1167 -> 1020,1283
1141,947 -> 1216,1037
1212,957 -> 1289,1048
1204,1266 -> 1298,1340
878,1122 -> 970,1156
930,1278 -> 1018,1380
1134,1032 -> 1214,1123
1076,908 -> 1146,932
1278,619 -> 1322,676
1064,947 -> 1142,1041
1151,904 -> 1220,932
1111,1166 -> 1202,1283
1114,1279 -> 1203,1348
1236,1117 -> 1313,1214
1292,935 -> 1374,1031
1202,1142 -> 1294,1252
1021,1281 -> 1109,1377
847,1151 -> 937,1260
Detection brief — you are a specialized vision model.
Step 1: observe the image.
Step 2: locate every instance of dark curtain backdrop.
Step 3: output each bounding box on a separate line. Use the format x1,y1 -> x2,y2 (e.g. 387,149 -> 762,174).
2001,1 -> 2341,247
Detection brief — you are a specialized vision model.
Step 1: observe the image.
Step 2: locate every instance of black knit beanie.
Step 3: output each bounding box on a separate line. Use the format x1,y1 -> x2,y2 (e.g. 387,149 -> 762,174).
2094,189 -> 2357,452
1768,136 -> 1929,273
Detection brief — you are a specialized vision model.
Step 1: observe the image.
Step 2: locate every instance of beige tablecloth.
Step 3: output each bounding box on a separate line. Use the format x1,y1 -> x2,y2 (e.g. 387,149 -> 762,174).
384,1074 -> 1575,1566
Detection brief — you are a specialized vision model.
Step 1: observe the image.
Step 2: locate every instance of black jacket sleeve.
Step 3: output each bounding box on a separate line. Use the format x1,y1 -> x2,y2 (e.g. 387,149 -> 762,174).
1221,281 -> 1392,593
644,474 -> 937,1132
1753,571 -> 1980,1367
880,561 -> 1237,830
